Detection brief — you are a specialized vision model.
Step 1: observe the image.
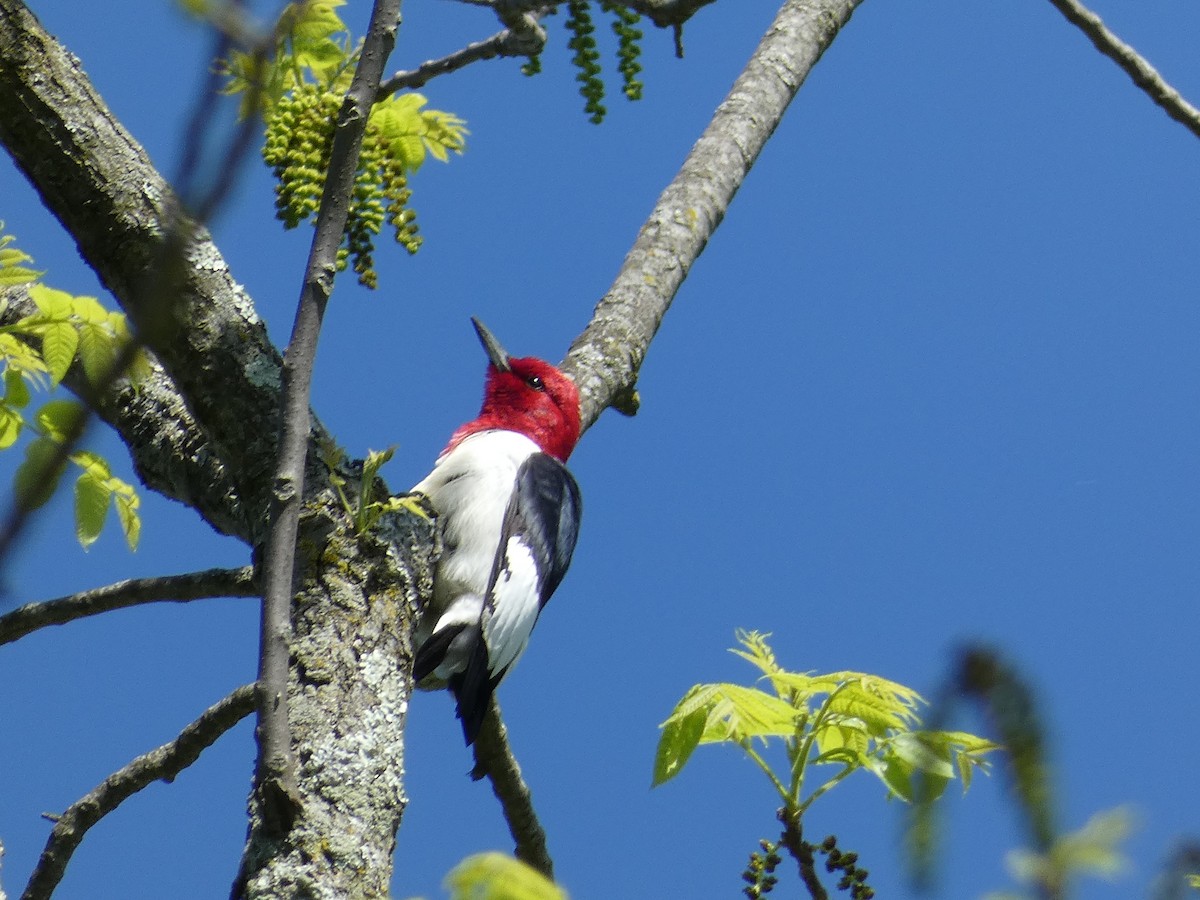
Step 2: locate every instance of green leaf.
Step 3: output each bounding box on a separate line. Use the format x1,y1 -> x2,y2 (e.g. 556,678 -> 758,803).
772,670 -> 923,731
445,852 -> 566,900
913,729 -> 1000,792
663,682 -> 799,746
70,449 -> 112,480
874,733 -> 954,803
0,263 -> 43,286
36,399 -> 85,443
357,446 -> 396,529
76,322 -> 117,385
41,321 -> 79,386
28,284 -> 74,320
13,437 -> 67,511
728,629 -> 782,680
294,37 -> 346,75
0,334 -> 49,384
0,401 -> 24,449
652,700 -> 706,787
372,94 -> 467,173
114,489 -> 141,551
287,0 -> 348,45
3,367 -> 31,409
813,721 -> 870,762
825,682 -> 920,735
68,293 -> 111,324
74,467 -> 112,549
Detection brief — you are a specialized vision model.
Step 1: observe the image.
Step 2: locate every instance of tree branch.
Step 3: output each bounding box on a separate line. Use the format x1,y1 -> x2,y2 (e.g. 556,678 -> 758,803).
459,0 -> 717,30
469,699 -> 554,878
0,566 -> 256,646
378,17 -> 547,98
778,810 -> 827,900
21,685 -> 256,900
1046,0 -> 1200,141
0,0 -> 304,539
252,0 -> 405,840
561,0 -> 864,430
0,287 -> 247,539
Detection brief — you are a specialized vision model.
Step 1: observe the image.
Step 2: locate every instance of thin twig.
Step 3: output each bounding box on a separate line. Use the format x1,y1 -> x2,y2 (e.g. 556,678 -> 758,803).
469,698 -> 554,878
0,566 -> 257,646
377,19 -> 546,98
1046,0 -> 1200,140
21,685 -> 256,900
252,0 -> 404,836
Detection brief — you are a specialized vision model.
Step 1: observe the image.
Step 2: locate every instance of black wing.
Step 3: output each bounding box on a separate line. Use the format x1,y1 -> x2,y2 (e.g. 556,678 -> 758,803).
454,452 -> 582,744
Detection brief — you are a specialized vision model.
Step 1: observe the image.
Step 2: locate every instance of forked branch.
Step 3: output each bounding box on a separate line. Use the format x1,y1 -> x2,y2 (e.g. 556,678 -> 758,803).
377,17 -> 546,98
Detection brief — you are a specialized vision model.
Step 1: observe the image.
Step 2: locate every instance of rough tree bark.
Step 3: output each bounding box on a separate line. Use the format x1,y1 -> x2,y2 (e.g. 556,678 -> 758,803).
0,0 -> 864,894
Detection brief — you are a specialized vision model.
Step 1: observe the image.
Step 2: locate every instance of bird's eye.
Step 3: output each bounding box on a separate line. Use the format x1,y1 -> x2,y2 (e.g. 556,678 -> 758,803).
526,374 -> 545,391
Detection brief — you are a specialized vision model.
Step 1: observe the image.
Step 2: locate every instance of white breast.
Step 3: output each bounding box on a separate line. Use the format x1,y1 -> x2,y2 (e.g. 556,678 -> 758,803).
411,430 -> 539,645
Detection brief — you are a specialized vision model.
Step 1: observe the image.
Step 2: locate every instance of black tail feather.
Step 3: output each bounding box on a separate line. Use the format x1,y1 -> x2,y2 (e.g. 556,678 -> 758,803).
452,635 -> 495,745
413,623 -> 468,683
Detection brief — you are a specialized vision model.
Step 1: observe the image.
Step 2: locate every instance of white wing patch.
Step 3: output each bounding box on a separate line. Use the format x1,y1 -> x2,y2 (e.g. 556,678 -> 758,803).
483,537 -> 542,677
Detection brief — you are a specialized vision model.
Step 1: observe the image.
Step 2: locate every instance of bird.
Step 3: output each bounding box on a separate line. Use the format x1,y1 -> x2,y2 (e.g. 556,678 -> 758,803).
410,317 -> 583,744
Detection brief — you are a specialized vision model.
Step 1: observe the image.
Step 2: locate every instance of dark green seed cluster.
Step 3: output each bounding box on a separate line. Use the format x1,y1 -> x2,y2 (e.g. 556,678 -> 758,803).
600,0 -> 643,100
566,1 -> 605,123
819,835 -> 874,900
741,839 -> 782,898
263,84 -> 424,289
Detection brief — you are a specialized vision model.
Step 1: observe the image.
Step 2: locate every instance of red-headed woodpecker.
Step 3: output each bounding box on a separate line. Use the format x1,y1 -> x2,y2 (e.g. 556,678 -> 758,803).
411,318 -> 583,744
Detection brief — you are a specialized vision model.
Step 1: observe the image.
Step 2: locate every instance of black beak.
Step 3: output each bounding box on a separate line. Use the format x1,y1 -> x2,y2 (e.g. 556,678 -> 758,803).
471,317 -> 511,373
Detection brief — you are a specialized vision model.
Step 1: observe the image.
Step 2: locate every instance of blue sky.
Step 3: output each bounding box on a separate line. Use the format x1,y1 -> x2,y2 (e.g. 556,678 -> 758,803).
2,1 -> 1199,898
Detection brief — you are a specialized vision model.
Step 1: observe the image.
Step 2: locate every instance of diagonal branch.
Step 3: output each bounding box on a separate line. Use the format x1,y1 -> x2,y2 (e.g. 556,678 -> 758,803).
377,17 -> 546,98
21,685 -> 256,900
0,566 -> 257,646
469,699 -> 553,878
561,0 -> 865,429
1046,0 -> 1200,141
0,287 -> 246,539
0,0 -> 303,538
252,0 -> 405,837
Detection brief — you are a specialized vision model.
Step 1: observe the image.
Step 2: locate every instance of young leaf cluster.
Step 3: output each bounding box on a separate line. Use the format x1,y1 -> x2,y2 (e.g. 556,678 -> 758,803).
0,231 -> 142,551
558,1 -> 645,123
654,632 -> 999,896
220,0 -> 466,288
327,444 -> 437,536
654,631 -> 999,808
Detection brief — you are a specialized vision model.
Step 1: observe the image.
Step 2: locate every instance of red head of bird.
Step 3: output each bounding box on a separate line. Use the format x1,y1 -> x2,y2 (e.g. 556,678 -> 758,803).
447,318 -> 582,463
